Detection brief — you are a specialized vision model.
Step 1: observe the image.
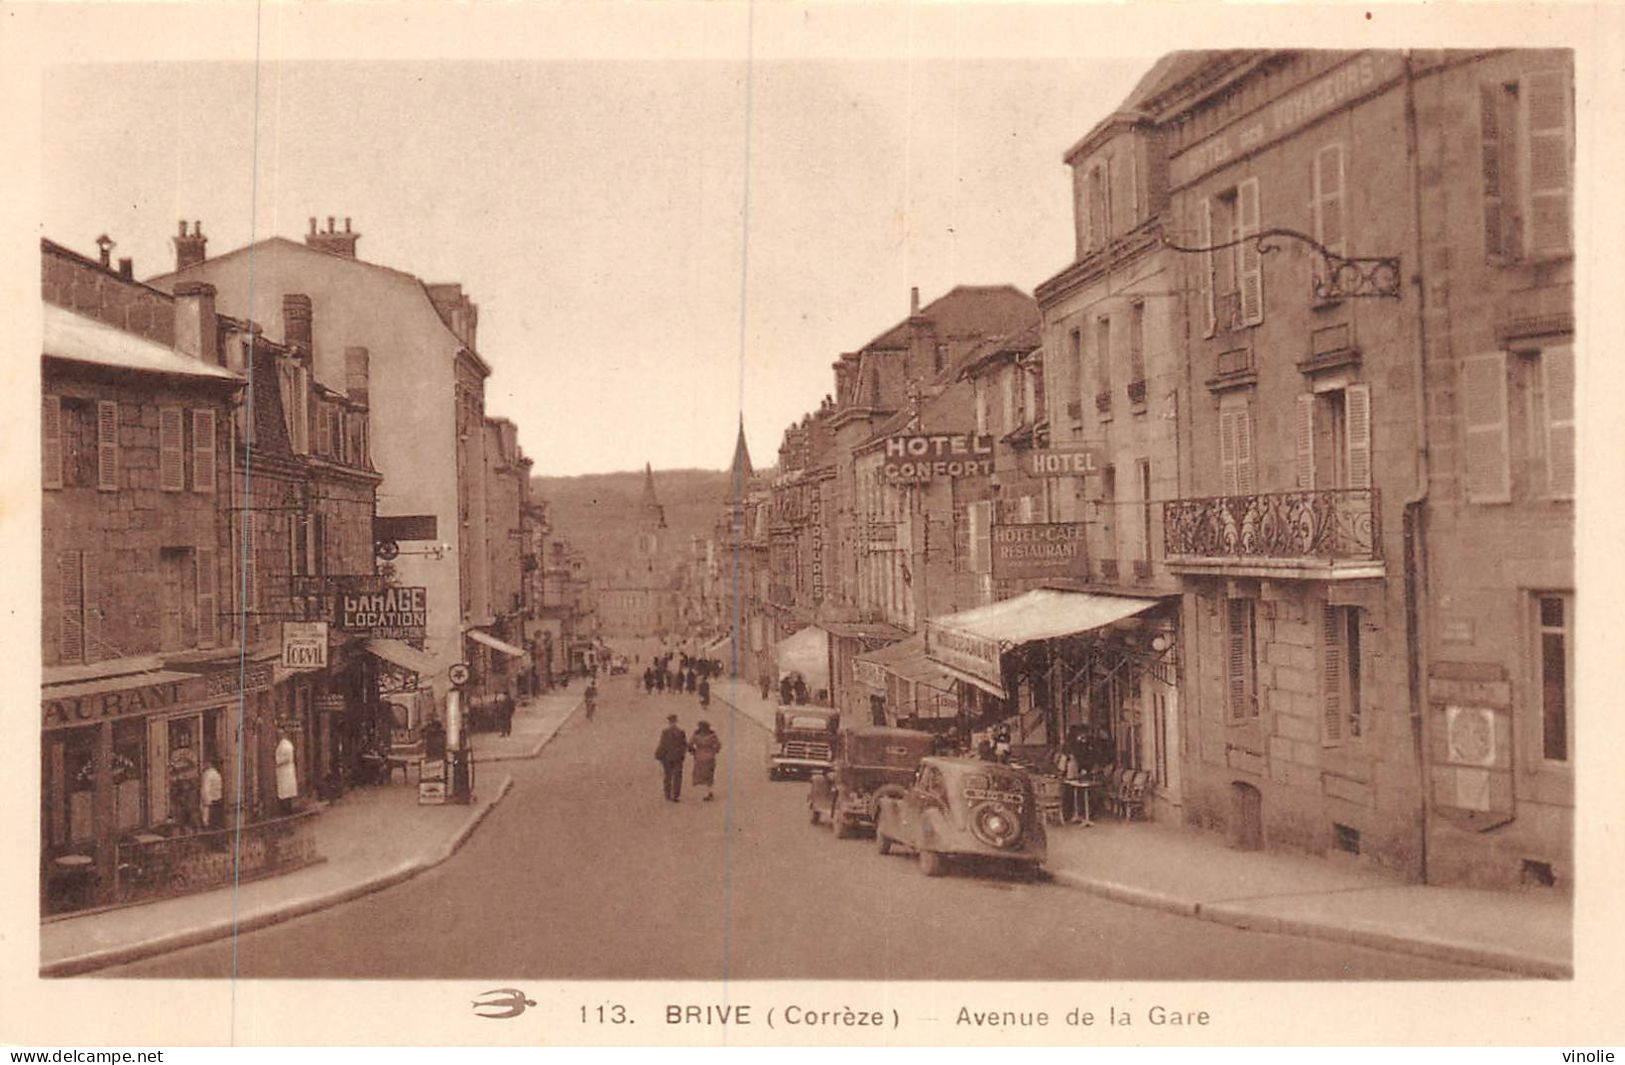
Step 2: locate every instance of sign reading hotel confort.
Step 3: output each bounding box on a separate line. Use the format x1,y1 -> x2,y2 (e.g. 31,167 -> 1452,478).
338,586 -> 428,640
883,433 -> 994,483
991,522 -> 1088,580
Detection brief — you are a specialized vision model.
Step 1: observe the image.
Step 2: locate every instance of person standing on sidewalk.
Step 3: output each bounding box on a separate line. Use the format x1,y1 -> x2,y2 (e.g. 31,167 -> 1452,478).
275,733 -> 298,816
697,675 -> 710,709
200,761 -> 223,830
655,714 -> 687,802
689,720 -> 721,802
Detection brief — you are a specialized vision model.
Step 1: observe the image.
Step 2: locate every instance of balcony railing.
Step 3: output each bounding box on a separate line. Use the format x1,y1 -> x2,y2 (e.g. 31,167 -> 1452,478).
1163,489 -> 1380,563
1127,379 -> 1148,406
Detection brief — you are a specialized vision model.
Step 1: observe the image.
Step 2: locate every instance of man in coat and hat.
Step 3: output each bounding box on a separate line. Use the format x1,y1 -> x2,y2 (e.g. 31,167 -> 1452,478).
654,714 -> 688,802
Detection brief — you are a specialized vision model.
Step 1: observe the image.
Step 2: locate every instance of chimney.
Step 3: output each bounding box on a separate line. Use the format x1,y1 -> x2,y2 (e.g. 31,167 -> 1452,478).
173,221 -> 208,271
95,234 -> 115,269
117,258 -> 134,280
282,293 -> 313,362
910,286 -> 920,317
344,346 -> 370,408
173,281 -> 220,366
304,214 -> 361,258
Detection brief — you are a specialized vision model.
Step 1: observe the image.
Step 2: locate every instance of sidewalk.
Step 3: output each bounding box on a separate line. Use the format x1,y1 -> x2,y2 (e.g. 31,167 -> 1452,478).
40,691 -> 580,977
714,678 -> 1572,979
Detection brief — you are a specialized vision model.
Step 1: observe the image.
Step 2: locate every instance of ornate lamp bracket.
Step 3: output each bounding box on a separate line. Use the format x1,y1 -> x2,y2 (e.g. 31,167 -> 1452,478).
1162,227 -> 1402,300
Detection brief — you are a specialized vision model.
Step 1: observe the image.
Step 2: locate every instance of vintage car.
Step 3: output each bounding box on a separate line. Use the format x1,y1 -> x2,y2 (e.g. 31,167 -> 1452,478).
808,725 -> 934,838
767,707 -> 840,779
874,756 -> 1047,877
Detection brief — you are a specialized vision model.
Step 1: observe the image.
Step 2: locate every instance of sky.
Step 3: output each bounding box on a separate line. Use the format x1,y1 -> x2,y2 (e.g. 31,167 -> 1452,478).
43,55 -> 1149,476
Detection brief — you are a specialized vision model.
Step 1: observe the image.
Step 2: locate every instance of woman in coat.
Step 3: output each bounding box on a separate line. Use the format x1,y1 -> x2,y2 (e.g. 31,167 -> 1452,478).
688,720 -> 722,802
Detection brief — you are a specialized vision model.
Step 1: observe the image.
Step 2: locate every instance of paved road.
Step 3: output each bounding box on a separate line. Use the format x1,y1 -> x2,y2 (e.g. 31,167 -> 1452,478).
108,674 -> 1500,980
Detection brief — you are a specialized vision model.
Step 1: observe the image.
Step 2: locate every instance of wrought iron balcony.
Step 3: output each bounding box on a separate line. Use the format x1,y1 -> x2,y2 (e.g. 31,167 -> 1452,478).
1163,488 -> 1382,576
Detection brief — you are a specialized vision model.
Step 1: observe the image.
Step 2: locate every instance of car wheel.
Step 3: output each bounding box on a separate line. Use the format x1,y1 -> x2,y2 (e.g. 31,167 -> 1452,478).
834,812 -> 857,840
919,849 -> 947,877
809,804 -> 821,825
877,832 -> 893,855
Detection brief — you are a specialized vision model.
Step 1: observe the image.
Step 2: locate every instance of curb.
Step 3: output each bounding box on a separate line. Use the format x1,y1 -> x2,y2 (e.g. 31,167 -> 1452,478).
1049,871 -> 1199,918
481,700 -> 583,763
41,773 -> 519,979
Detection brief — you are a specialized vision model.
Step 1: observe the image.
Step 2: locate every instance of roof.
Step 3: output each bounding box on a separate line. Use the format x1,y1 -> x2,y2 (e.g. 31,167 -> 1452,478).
957,322 -> 1043,380
929,589 -> 1161,648
817,620 -> 909,642
861,285 -> 1038,352
43,303 -> 242,383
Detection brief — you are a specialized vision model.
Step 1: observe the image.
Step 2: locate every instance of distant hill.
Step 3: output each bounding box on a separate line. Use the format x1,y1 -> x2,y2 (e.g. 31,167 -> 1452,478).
531,468 -> 735,580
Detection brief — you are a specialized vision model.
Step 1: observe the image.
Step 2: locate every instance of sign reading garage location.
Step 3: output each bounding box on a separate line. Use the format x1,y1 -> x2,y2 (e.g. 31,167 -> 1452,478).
883,433 -> 994,483
339,586 -> 428,640
990,522 -> 1089,579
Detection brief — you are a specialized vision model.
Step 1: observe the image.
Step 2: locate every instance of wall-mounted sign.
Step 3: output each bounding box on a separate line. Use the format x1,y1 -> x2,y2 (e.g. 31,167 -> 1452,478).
1023,446 -> 1101,478
990,522 -> 1089,579
315,694 -> 347,715
883,433 -> 994,483
375,514 -> 439,542
810,488 -> 824,603
854,660 -> 887,689
43,661 -> 275,729
338,586 -> 428,640
281,622 -> 330,671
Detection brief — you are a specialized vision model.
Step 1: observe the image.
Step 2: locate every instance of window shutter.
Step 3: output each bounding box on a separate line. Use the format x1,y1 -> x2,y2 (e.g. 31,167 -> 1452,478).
192,409 -> 216,493
1019,495 -> 1035,524
1479,84 -> 1507,257
1344,384 -> 1372,490
1525,69 -> 1571,256
1321,604 -> 1344,745
82,552 -> 101,660
1234,406 -> 1256,494
1542,344 -> 1575,498
1462,353 -> 1511,503
313,512 -> 327,575
1295,394 -> 1317,490
317,403 -> 333,457
1199,199 -> 1216,337
158,407 -> 185,491
1129,302 -> 1146,385
1219,409 -> 1240,495
196,547 -> 217,648
42,395 -> 63,489
1312,144 -> 1346,256
96,400 -> 119,491
1237,177 -> 1264,325
242,512 -> 258,616
969,501 -> 992,574
1226,599 -> 1250,719
59,551 -> 84,663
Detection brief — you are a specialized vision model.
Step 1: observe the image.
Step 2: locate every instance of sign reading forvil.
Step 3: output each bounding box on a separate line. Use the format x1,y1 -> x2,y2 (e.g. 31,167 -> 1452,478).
925,622 -> 1005,699
883,433 -> 994,483
991,523 -> 1088,579
1024,446 -> 1101,478
338,586 -> 428,640
281,622 -> 330,670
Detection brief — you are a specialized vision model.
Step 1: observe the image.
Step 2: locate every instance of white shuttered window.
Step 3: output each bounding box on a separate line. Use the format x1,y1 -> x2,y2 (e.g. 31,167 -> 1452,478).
192,409 -> 216,493
158,407 -> 185,491
96,400 -> 119,490
1462,353 -> 1512,503
1236,177 -> 1264,326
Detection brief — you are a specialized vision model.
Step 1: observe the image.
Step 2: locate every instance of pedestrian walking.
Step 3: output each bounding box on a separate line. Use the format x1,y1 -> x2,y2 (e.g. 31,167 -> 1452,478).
759,673 -> 772,702
685,668 -> 697,694
698,676 -> 710,709
654,714 -> 688,802
689,720 -> 721,801
275,733 -> 298,816
497,695 -> 515,737
585,680 -> 598,720
792,675 -> 809,705
779,675 -> 793,705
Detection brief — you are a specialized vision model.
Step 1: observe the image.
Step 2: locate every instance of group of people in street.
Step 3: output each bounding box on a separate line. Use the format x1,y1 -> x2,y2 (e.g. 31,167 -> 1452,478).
654,714 -> 721,802
641,651 -> 717,708
764,672 -> 810,705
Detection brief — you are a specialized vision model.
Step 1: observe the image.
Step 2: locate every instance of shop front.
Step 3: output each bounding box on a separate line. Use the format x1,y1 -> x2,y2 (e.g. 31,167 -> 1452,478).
465,625 -> 528,732
854,634 -> 960,730
39,656 -> 313,914
925,588 -> 1182,819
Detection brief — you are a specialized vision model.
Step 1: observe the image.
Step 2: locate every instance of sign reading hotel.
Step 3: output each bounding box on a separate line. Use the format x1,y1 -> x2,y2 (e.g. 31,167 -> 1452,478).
1024,446 -> 1101,478
883,433 -> 994,483
281,622 -> 330,671
338,586 -> 428,640
991,522 -> 1088,580
1168,52 -> 1405,188
925,622 -> 1005,699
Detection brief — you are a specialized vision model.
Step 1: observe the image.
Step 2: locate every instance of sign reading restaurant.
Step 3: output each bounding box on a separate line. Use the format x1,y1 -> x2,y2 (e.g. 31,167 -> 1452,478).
43,662 -> 276,729
338,586 -> 428,640
883,433 -> 994,483
991,522 -> 1088,580
924,621 -> 1005,699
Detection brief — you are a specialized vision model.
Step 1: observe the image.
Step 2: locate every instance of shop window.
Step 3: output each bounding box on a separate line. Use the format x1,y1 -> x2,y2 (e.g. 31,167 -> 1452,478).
1321,605 -> 1363,745
1480,69 -> 1572,260
112,718 -> 147,833
63,728 -> 98,846
1535,593 -> 1572,763
1225,597 -> 1259,721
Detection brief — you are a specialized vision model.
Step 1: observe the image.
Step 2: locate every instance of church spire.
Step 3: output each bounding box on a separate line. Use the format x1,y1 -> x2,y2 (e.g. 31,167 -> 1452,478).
642,462 -> 667,529
729,418 -> 754,483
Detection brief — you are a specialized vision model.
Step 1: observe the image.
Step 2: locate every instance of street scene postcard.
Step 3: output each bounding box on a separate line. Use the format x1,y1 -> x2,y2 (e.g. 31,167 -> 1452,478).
2,0 -> 1623,1052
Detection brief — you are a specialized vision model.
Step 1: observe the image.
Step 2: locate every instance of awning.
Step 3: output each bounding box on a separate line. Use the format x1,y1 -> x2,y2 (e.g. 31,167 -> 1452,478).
466,628 -> 526,658
365,638 -> 443,676
925,589 -> 1161,699
775,626 -> 830,688
856,634 -> 957,694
